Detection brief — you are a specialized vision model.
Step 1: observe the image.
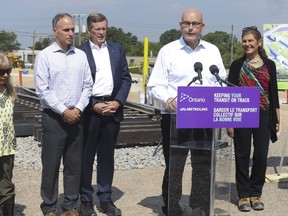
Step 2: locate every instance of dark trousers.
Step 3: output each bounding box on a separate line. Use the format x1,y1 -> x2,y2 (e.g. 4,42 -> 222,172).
0,155 -> 15,207
80,111 -> 120,203
161,114 -> 212,215
40,110 -> 83,215
234,110 -> 270,198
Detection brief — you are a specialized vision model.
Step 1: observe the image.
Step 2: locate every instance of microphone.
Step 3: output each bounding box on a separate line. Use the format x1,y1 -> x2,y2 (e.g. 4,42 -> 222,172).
165,68 -> 200,110
209,65 -> 222,86
209,65 -> 237,87
194,62 -> 203,85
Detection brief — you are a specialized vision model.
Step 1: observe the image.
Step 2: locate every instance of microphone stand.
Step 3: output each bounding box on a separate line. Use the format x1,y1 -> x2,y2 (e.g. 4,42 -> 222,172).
218,78 -> 238,87
165,76 -> 200,108
152,76 -> 200,157
153,76 -> 200,156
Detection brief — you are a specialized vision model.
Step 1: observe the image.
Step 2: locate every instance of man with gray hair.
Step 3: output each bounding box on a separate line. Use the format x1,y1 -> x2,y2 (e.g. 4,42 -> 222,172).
78,12 -> 131,216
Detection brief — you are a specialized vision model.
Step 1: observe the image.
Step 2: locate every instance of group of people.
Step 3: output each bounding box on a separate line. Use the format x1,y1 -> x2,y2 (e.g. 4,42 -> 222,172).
0,6 -> 280,216
33,12 -> 131,216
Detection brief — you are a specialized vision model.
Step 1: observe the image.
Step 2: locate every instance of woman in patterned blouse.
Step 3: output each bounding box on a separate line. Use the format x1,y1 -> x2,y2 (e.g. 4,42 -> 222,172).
227,27 -> 280,212
0,52 -> 17,215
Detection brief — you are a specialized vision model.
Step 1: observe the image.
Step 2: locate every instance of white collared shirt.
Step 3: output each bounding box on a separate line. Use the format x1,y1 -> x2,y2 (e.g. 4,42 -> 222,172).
90,40 -> 114,96
147,36 -> 226,106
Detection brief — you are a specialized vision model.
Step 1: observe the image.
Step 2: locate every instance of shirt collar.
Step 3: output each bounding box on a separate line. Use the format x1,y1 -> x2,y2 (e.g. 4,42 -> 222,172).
179,36 -> 205,51
89,39 -> 107,49
52,42 -> 75,54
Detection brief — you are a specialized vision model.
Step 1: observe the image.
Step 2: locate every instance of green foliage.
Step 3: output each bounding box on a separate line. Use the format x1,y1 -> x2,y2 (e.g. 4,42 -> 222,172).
129,67 -> 142,75
203,31 -> 242,68
4,26 -> 243,70
149,42 -> 162,57
34,38 -> 52,50
107,26 -> 142,56
73,32 -> 89,47
159,29 -> 181,45
0,31 -> 20,51
81,32 -> 89,43
233,41 -> 244,61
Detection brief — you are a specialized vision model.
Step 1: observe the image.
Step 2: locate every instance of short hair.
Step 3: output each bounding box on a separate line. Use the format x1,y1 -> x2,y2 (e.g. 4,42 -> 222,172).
87,13 -> 108,30
52,13 -> 73,28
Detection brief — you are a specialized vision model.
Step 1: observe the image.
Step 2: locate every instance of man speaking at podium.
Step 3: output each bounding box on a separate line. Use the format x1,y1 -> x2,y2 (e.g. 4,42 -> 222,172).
147,8 -> 226,215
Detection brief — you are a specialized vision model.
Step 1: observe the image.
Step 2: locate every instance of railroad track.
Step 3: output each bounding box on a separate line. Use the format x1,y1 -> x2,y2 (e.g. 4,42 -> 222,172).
14,86 -> 162,146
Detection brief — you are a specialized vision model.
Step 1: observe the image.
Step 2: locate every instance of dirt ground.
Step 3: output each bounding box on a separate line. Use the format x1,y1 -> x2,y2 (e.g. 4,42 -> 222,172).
11,69 -> 34,88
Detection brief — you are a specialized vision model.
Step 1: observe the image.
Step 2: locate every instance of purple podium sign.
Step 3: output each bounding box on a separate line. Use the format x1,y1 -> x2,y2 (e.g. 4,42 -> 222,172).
177,86 -> 260,128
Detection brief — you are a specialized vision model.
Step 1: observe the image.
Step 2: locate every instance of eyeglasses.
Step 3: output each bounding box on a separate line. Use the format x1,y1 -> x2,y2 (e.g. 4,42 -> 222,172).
242,26 -> 258,33
181,21 -> 203,28
0,68 -> 12,76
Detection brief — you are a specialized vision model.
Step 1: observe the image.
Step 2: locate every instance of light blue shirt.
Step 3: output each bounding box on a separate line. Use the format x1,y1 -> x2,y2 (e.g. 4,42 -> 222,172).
147,36 -> 226,106
34,42 -> 93,115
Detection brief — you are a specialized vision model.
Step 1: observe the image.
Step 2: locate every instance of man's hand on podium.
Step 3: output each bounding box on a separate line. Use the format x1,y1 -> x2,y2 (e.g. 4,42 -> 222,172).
227,128 -> 234,138
166,97 -> 177,112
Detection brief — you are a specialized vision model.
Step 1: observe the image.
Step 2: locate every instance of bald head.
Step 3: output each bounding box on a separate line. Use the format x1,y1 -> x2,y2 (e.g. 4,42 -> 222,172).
181,8 -> 203,23
179,8 -> 204,49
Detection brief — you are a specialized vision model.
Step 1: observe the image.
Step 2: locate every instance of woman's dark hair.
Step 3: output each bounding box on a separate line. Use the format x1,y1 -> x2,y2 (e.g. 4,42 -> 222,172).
242,26 -> 267,58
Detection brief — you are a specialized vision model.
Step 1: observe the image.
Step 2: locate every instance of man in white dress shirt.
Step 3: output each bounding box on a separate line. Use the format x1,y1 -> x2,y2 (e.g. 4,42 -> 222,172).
147,8 -> 226,216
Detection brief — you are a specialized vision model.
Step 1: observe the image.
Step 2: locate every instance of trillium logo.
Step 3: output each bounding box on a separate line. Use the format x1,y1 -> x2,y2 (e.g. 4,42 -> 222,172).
180,93 -> 190,102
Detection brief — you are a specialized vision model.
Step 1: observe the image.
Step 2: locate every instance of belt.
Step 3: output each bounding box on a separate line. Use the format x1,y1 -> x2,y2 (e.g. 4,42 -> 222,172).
94,96 -> 112,101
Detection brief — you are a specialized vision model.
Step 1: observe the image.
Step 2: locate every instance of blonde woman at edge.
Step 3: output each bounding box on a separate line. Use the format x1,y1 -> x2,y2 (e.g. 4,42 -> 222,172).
0,52 -> 17,216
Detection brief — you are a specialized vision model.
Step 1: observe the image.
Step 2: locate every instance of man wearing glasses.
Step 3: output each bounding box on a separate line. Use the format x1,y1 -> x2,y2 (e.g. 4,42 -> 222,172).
147,8 -> 226,215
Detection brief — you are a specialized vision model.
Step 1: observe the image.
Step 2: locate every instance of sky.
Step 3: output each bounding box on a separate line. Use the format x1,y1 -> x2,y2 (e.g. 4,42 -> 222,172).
1,0 -> 288,49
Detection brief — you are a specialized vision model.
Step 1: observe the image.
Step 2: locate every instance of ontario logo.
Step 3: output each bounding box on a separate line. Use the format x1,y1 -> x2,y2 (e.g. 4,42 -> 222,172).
179,93 -> 206,103
180,93 -> 190,102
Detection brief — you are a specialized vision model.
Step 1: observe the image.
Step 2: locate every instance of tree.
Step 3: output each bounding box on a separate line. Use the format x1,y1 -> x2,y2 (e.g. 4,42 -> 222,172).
70,27 -> 142,55
203,31 -> 242,68
159,29 -> 181,45
149,42 -> 162,57
0,31 -> 20,51
232,39 -> 244,64
34,38 -> 52,50
106,26 -> 141,56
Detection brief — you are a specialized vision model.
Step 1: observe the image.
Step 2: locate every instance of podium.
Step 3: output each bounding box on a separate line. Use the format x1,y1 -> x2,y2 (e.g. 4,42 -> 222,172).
165,86 -> 260,215
167,113 -> 232,216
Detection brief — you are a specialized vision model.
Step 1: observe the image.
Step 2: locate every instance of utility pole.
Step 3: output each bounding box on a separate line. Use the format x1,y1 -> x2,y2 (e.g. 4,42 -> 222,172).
230,25 -> 234,64
73,14 -> 87,46
78,15 -> 81,45
32,30 -> 36,67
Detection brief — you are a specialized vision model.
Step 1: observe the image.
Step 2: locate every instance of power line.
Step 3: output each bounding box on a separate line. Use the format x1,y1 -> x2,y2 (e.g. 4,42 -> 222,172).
1,28 -> 51,37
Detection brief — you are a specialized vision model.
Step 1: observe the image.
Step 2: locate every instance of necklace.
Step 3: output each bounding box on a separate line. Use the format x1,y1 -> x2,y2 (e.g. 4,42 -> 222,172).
247,57 -> 261,63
